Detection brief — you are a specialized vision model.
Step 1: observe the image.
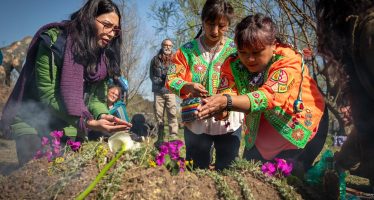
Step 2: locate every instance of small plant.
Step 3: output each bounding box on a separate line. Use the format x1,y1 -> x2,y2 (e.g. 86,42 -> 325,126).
153,140 -> 191,175
34,130 -> 81,162
261,158 -> 293,177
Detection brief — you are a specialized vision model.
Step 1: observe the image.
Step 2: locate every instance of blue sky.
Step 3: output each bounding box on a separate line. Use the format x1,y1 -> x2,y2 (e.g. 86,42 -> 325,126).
0,0 -> 156,47
0,0 -> 159,100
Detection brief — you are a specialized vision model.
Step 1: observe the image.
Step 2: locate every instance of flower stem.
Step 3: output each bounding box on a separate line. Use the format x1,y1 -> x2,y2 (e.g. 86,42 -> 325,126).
75,144 -> 126,200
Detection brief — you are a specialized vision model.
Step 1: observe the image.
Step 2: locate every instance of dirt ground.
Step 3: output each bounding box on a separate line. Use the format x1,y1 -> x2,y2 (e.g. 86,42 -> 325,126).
0,154 -> 299,200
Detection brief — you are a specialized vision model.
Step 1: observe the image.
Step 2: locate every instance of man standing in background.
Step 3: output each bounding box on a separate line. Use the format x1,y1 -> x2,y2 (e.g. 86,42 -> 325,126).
150,39 -> 179,147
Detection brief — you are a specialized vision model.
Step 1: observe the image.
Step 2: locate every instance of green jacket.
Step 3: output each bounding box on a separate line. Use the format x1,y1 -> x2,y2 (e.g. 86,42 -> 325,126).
11,28 -> 109,139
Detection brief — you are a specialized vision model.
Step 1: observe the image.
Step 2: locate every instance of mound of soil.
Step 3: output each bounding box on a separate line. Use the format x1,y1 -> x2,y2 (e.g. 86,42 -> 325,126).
0,148 -> 304,200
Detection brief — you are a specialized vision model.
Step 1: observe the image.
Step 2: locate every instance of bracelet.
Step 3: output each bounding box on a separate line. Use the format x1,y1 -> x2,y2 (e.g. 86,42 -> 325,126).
223,94 -> 233,111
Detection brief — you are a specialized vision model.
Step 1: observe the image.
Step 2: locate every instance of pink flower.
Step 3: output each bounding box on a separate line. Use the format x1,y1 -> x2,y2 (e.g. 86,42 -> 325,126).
67,140 -> 81,151
41,137 -> 49,146
50,130 -> 63,139
52,138 -> 61,147
261,162 -> 276,176
159,145 -> 169,155
45,151 -> 53,162
155,154 -> 165,166
274,158 -> 293,176
178,158 -> 186,172
34,150 -> 43,159
53,147 -> 61,155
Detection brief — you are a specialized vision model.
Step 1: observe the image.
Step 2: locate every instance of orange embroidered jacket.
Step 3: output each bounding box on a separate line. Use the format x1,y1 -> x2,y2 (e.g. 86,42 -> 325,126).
166,38 -> 236,98
218,45 -> 325,149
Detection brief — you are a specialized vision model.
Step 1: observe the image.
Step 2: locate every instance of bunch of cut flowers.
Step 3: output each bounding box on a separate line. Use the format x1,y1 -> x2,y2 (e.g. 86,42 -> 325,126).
261,158 -> 293,178
151,140 -> 192,175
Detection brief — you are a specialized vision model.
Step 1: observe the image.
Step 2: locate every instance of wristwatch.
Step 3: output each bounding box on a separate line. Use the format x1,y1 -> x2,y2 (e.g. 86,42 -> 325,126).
223,94 -> 233,111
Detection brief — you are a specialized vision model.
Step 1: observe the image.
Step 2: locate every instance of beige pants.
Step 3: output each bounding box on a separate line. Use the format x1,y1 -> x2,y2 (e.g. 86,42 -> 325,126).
154,93 -> 179,135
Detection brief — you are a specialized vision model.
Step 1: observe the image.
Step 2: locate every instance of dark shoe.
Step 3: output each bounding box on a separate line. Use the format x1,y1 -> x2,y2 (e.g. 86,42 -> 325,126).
15,134 -> 41,166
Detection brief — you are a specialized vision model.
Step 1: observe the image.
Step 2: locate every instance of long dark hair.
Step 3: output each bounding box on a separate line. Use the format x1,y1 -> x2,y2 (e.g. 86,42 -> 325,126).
234,13 -> 278,50
194,0 -> 234,39
66,0 -> 122,77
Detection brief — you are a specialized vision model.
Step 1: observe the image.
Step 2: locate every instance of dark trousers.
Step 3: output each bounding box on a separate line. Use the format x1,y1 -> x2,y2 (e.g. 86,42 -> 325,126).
243,108 -> 329,171
184,126 -> 242,170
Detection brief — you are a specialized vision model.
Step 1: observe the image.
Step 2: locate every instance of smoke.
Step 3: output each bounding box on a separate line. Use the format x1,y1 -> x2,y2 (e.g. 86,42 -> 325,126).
19,99 -> 64,137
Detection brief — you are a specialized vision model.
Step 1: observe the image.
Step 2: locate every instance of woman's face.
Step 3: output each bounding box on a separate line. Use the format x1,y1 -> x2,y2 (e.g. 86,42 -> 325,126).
95,11 -> 120,47
203,17 -> 229,44
237,43 -> 275,73
107,87 -> 120,105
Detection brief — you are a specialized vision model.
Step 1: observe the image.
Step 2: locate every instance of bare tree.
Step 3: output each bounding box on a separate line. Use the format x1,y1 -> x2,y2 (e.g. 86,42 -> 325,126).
117,0 -> 149,103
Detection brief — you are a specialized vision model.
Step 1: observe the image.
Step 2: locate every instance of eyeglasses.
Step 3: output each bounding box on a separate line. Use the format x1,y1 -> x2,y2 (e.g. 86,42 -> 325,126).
96,19 -> 121,37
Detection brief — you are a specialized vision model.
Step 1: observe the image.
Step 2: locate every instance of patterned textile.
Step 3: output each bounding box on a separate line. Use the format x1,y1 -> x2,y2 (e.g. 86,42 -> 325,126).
218,45 -> 325,148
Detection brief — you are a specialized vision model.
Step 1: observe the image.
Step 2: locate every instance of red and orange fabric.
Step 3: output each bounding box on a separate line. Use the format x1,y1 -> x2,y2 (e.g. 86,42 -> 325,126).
218,44 -> 325,156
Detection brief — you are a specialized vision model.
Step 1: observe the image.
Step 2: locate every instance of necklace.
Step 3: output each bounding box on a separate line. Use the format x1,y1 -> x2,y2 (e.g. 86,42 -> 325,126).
200,36 -> 224,94
201,36 -> 222,54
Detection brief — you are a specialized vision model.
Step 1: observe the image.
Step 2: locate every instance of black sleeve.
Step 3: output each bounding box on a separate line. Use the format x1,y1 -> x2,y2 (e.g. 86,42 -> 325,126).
149,56 -> 162,84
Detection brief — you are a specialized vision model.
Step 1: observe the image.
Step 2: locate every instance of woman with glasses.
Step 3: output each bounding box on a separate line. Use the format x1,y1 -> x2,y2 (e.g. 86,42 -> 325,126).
1,0 -> 132,166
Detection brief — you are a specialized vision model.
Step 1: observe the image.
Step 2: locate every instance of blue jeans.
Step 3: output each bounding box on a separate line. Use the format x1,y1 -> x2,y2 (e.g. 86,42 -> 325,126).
184,126 -> 242,170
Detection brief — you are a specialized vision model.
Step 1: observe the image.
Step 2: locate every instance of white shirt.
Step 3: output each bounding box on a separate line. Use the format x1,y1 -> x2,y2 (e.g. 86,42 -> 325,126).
184,37 -> 244,135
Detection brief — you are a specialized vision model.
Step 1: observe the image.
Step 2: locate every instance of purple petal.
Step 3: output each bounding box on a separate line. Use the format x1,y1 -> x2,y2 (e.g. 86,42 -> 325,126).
45,151 -> 53,162
34,150 -> 43,159
261,162 -> 276,176
67,140 -> 81,151
50,130 -> 63,139
41,137 -> 49,146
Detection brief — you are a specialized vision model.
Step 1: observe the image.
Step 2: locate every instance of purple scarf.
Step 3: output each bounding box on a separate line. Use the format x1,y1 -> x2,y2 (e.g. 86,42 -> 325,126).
1,22 -> 108,137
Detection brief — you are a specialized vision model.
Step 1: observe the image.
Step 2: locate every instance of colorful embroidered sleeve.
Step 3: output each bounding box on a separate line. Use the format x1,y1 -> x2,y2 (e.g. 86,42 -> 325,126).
217,57 -> 238,96
247,55 -> 301,113
166,49 -> 190,97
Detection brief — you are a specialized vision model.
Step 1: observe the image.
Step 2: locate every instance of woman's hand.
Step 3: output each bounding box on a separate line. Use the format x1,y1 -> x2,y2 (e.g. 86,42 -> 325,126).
214,111 -> 229,121
197,95 -> 227,119
86,114 -> 132,134
181,82 -> 208,97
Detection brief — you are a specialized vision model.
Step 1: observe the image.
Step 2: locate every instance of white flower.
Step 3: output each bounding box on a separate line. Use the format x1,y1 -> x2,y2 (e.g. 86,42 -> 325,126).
108,131 -> 140,152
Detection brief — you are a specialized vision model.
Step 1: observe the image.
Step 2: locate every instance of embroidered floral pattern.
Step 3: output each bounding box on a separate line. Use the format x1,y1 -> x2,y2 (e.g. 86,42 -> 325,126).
265,69 -> 291,93
214,63 -> 222,72
194,63 -> 206,74
291,129 -> 305,141
247,91 -> 268,112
